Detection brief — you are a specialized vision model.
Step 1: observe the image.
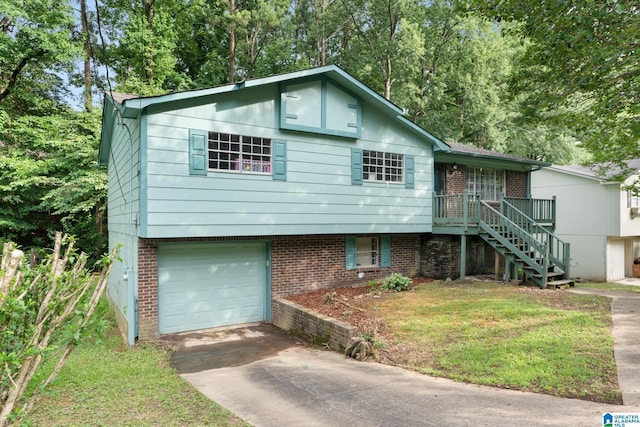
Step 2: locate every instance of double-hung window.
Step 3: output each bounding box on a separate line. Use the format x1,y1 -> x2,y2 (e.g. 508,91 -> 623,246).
208,132 -> 271,174
466,167 -> 504,201
356,237 -> 379,268
363,150 -> 404,183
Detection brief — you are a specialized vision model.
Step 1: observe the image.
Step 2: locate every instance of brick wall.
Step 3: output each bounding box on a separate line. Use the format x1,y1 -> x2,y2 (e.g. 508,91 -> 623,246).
506,171 -> 528,197
445,164 -> 468,195
135,233 -> 420,340
137,239 -> 159,340
420,234 -> 498,279
440,163 -> 529,199
271,234 -> 420,297
272,298 -> 356,351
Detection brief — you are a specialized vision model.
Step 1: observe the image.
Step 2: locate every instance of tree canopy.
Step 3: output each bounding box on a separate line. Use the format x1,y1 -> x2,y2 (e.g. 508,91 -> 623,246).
3,0 -> 633,252
464,0 -> 640,175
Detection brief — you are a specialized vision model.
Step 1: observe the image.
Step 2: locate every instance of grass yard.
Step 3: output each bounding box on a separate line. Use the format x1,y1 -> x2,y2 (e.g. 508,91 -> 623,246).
370,281 -> 622,404
26,313 -> 249,427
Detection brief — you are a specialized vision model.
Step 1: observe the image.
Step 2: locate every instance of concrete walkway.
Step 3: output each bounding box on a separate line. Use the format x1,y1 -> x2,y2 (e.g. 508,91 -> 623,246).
177,285 -> 640,426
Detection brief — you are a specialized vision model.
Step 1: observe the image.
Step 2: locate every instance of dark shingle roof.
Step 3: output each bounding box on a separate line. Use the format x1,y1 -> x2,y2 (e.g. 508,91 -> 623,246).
446,141 -> 548,166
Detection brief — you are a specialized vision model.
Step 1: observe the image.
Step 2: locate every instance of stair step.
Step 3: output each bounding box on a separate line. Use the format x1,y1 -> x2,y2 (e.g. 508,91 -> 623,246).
546,279 -> 575,289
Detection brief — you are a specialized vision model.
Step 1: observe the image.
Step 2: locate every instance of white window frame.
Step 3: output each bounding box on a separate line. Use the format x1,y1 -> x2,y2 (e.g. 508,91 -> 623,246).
628,190 -> 640,208
208,132 -> 272,174
363,150 -> 404,183
466,167 -> 505,201
356,236 -> 379,268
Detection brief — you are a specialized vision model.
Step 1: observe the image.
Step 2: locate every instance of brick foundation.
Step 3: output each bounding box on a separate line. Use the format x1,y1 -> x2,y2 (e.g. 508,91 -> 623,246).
137,240 -> 159,340
420,234 -> 498,279
134,233 -> 420,340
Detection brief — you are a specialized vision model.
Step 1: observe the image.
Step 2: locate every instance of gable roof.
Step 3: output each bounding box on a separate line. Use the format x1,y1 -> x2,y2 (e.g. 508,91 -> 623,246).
99,65 -> 450,166
545,160 -> 640,183
435,141 -> 549,171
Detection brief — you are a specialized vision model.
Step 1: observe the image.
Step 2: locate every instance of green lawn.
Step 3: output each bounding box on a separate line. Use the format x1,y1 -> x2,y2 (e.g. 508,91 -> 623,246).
371,281 -> 622,404
26,313 -> 249,426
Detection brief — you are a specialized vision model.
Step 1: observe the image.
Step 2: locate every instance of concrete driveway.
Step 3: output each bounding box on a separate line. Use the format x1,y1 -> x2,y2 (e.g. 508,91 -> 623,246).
172,323 -> 635,427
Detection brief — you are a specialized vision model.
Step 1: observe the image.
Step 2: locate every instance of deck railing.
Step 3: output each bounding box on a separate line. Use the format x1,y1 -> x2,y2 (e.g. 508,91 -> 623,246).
500,198 -> 569,276
433,192 -> 480,227
503,196 -> 556,226
433,193 -> 557,229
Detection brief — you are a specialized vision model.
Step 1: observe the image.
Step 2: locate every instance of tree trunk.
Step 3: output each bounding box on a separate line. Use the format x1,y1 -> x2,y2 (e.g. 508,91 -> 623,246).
228,0 -> 236,83
80,0 -> 92,111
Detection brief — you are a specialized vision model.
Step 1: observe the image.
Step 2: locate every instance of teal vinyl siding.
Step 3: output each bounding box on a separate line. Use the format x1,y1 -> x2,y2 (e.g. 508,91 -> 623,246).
140,85 -> 434,239
280,77 -> 361,138
104,113 -> 141,344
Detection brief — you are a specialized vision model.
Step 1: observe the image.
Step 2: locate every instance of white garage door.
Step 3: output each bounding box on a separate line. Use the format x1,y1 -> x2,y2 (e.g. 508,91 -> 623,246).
158,242 -> 268,334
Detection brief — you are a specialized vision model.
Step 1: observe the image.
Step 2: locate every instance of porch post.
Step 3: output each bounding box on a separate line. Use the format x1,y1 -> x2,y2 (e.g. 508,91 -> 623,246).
504,257 -> 512,282
460,234 -> 467,281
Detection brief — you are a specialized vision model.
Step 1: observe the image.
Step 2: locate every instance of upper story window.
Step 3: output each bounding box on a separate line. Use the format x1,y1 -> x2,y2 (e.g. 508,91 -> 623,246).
466,167 -> 504,201
208,132 -> 271,174
363,150 -> 404,183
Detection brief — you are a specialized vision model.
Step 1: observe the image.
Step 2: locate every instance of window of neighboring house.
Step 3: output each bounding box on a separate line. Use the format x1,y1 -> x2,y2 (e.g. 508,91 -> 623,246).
208,132 -> 271,174
356,236 -> 379,268
466,167 -> 505,201
363,150 -> 404,183
628,190 -> 640,208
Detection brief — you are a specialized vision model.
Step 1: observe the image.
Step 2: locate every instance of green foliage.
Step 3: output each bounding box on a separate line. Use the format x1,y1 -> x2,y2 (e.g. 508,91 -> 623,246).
463,0 -> 640,170
26,323 -> 249,426
0,0 -> 80,109
380,273 -> 413,292
376,281 -> 620,403
0,236 -> 113,421
0,109 -> 107,257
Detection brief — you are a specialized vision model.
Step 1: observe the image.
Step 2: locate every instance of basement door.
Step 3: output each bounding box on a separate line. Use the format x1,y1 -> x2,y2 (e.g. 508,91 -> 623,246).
158,242 -> 268,334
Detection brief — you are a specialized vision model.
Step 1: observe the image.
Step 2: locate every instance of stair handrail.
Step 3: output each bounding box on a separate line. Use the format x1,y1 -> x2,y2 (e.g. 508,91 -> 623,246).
501,198 -> 569,275
478,200 -> 548,274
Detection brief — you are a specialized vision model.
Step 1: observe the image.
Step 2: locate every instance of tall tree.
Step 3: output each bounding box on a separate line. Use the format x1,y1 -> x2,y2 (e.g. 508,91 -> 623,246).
292,0 -> 349,67
464,0 -> 640,171
0,0 -> 79,110
216,0 -> 291,82
80,0 -> 93,110
98,0 -> 185,94
340,0 -> 425,100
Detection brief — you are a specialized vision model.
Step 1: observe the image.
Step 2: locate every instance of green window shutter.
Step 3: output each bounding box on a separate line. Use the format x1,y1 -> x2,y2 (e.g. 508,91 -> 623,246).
405,154 -> 415,189
189,129 -> 207,176
351,148 -> 363,185
380,235 -> 391,267
345,236 -> 357,270
273,140 -> 287,181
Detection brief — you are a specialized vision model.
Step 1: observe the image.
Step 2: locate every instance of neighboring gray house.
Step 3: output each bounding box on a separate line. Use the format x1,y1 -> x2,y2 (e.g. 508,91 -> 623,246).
532,162 -> 640,282
99,65 -> 562,344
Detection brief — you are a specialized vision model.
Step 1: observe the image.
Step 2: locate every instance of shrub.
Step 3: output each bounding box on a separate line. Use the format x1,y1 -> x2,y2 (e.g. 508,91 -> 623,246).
380,273 -> 412,292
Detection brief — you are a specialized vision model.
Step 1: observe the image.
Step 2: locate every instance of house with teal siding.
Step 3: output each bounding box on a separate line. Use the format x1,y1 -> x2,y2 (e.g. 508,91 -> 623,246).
99,65 -> 563,344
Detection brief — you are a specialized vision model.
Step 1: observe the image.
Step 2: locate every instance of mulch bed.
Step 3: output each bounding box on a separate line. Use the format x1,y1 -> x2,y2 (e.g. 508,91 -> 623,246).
284,277 -> 434,336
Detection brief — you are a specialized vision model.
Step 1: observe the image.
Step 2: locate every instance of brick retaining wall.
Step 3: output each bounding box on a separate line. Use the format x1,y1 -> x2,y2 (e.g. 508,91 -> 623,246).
272,298 -> 356,352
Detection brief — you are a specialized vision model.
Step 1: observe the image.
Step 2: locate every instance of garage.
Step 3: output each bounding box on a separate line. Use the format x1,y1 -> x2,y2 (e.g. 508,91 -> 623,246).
158,242 -> 269,334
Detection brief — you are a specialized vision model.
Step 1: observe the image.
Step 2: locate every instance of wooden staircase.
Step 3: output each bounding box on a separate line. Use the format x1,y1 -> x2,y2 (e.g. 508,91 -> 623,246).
478,199 -> 573,289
